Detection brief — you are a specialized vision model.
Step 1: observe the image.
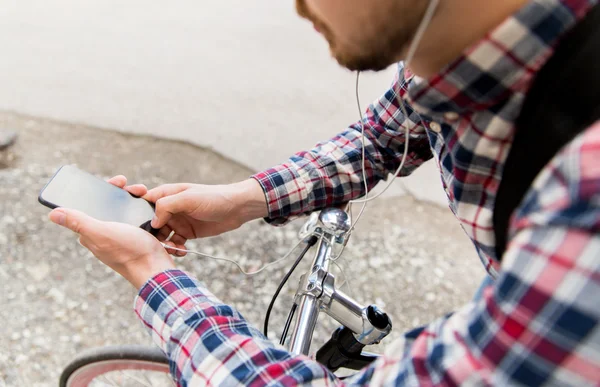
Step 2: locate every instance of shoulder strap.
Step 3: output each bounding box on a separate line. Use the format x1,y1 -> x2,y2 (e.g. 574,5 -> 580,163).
493,4 -> 600,259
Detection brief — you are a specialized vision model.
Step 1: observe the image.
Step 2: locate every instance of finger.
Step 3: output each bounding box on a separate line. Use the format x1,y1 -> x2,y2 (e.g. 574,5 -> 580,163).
49,208 -> 103,236
170,234 -> 188,247
161,241 -> 182,256
125,184 -> 148,198
155,228 -> 187,256
165,229 -> 176,242
159,216 -> 196,239
144,183 -> 192,203
157,227 -> 188,246
163,217 -> 196,240
183,220 -> 234,238
107,175 -> 127,188
151,192 -> 192,229
157,226 -> 173,242
161,240 -> 187,257
166,231 -> 188,246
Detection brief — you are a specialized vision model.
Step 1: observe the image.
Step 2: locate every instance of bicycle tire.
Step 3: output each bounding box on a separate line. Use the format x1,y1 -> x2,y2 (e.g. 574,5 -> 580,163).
59,345 -> 171,387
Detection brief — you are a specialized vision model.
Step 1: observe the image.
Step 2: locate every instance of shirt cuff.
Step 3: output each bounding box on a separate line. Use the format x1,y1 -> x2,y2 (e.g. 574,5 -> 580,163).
252,162 -> 309,225
133,269 -> 233,353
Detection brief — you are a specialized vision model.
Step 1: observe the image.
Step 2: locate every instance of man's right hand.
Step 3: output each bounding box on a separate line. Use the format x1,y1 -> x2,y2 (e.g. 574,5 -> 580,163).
143,179 -> 268,255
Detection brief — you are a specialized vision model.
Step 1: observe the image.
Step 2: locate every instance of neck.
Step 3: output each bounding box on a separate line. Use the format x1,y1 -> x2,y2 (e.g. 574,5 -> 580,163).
406,0 -> 529,78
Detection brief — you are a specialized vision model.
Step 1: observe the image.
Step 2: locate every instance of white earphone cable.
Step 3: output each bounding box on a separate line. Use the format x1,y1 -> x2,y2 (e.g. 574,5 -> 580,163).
347,0 -> 439,230
161,238 -> 305,276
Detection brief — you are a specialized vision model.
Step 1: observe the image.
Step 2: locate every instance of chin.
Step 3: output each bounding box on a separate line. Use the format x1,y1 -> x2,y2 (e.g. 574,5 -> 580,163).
324,34 -> 398,72
332,51 -> 394,72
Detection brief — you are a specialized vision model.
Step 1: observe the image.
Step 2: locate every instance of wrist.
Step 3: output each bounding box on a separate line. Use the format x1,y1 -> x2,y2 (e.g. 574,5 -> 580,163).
123,250 -> 176,289
232,179 -> 269,222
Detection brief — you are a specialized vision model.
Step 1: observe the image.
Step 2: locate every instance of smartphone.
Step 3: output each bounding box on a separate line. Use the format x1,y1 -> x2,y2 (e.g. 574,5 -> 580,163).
39,165 -> 158,235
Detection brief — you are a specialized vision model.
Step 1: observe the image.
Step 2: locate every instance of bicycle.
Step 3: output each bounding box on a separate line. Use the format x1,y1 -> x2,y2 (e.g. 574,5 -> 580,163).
59,208 -> 392,386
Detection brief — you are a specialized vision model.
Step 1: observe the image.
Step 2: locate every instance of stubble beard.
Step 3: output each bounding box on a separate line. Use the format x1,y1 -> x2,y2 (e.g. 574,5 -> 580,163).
295,0 -> 426,72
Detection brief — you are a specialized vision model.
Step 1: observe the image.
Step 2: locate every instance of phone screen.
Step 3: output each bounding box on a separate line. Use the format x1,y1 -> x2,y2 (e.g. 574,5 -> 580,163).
39,165 -> 155,229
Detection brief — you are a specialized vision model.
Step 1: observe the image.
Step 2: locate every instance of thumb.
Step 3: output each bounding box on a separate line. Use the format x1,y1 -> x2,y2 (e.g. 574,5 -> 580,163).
152,191 -> 192,229
49,208 -> 100,235
144,183 -> 191,204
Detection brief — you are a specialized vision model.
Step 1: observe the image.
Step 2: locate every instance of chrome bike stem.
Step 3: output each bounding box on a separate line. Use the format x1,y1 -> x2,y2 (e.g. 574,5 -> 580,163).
288,231 -> 336,355
288,208 -> 392,356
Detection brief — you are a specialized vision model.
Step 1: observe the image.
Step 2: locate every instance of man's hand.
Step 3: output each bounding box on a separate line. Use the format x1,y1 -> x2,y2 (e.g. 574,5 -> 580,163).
142,179 -> 268,255
48,175 -> 175,289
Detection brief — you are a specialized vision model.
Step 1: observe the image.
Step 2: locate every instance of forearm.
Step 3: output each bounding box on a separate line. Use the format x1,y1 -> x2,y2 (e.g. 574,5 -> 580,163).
253,67 -> 433,223
254,127 -> 431,221
134,270 -> 339,385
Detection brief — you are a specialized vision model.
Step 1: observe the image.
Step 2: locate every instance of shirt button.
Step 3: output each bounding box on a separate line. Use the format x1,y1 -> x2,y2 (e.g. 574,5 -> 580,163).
430,122 -> 442,133
444,111 -> 459,121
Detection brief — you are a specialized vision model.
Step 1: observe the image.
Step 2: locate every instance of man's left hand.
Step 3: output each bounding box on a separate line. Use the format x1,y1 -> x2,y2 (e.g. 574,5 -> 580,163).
48,176 -> 176,289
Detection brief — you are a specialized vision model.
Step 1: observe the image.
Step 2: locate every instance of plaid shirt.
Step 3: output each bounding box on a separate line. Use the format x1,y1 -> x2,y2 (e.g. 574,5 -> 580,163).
135,0 -> 600,385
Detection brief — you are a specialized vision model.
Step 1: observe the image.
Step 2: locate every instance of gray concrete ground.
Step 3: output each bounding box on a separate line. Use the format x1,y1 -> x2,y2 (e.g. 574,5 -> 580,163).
0,111 -> 484,386
0,0 -> 446,206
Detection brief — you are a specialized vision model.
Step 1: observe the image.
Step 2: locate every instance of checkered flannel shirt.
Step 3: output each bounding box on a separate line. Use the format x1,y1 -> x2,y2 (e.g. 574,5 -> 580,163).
135,0 -> 600,385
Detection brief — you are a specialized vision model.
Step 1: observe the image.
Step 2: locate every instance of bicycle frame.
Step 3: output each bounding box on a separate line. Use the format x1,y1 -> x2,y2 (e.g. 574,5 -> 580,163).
286,208 -> 392,358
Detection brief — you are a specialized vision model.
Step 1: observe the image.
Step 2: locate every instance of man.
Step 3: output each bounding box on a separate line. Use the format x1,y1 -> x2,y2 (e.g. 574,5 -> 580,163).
49,0 -> 600,385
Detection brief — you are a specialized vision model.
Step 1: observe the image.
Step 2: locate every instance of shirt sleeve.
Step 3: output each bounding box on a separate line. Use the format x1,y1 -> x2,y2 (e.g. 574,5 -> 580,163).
345,123 -> 600,386
252,64 -> 433,225
134,270 -> 340,386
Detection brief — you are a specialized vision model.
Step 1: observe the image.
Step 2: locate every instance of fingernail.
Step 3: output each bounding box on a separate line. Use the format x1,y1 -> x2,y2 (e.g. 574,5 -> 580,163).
151,215 -> 158,228
49,209 -> 66,226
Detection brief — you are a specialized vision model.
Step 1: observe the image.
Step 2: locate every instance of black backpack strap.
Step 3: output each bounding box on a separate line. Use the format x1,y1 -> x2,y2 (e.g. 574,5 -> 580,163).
493,4 -> 600,259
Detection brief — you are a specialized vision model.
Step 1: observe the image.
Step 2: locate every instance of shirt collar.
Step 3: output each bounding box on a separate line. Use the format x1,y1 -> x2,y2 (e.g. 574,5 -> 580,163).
406,0 -> 598,119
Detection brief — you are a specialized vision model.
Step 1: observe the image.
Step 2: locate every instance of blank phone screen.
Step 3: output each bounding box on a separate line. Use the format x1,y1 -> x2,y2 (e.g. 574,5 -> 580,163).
39,165 -> 155,228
